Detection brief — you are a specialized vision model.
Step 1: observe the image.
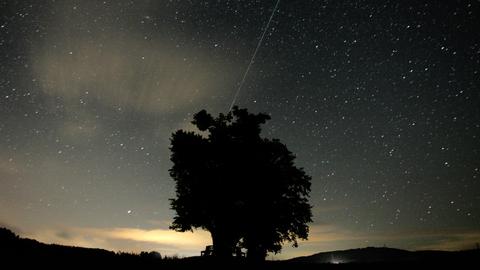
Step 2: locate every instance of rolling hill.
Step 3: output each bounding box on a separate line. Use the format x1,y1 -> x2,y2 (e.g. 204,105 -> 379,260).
1,227 -> 478,268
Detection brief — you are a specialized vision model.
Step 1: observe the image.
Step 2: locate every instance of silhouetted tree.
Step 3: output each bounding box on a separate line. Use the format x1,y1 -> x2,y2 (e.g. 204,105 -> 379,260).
169,107 -> 312,260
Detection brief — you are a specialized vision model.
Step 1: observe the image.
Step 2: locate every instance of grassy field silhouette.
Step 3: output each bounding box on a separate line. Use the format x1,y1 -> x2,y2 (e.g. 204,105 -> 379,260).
1,228 -> 478,269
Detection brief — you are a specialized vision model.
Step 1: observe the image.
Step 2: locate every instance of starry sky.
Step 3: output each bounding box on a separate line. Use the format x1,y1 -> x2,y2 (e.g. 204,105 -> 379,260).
1,0 -> 479,259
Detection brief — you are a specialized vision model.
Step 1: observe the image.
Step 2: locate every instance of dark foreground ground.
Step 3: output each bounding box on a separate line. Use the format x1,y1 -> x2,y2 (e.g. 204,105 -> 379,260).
1,228 -> 478,269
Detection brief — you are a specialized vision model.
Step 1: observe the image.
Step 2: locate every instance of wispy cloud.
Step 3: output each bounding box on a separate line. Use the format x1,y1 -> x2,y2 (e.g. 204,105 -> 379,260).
22,226 -> 211,257
31,2 -> 239,116
408,231 -> 480,251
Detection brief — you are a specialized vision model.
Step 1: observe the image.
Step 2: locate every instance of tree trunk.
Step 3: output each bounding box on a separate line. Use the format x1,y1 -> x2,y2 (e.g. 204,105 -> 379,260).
246,245 -> 267,262
210,230 -> 232,259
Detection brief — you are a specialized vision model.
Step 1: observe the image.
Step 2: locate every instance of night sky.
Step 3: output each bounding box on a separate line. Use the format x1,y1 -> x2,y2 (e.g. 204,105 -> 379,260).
1,0 -> 479,258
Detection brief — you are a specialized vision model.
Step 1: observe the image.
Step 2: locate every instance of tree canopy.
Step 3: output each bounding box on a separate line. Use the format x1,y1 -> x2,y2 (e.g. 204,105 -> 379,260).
169,107 -> 312,260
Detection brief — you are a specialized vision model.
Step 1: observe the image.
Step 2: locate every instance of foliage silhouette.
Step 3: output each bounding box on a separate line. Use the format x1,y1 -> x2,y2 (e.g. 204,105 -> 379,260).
169,106 -> 313,260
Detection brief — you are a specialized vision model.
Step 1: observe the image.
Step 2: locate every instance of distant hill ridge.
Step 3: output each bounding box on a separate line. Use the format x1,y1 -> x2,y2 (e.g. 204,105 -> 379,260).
1,227 -> 478,268
289,246 -> 478,264
0,227 -> 163,268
